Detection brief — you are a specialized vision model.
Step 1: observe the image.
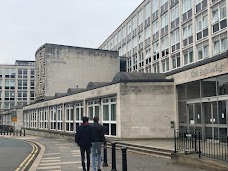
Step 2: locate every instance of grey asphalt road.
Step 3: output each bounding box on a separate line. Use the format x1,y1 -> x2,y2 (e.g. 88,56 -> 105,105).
0,137 -> 32,171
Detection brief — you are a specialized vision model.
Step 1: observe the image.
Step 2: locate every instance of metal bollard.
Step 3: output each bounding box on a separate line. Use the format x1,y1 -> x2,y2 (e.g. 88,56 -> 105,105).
7,130 -> 8,135
111,142 -> 117,171
20,129 -> 21,136
122,146 -> 127,171
10,130 -> 11,136
0,129 -> 2,135
4,129 -> 5,135
24,129 -> 25,136
103,141 -> 108,167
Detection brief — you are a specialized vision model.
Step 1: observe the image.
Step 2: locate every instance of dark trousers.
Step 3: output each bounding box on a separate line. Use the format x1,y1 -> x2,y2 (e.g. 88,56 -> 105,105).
80,146 -> 91,171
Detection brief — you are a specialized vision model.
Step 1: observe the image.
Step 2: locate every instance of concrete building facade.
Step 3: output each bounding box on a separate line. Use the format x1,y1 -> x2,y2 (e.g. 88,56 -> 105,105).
99,0 -> 227,75
96,0 -> 228,139
22,72 -> 174,139
35,44 -> 120,101
0,60 -> 35,125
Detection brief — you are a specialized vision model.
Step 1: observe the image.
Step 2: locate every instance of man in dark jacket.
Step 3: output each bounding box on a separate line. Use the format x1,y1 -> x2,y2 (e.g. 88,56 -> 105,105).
90,116 -> 105,171
75,116 -> 91,171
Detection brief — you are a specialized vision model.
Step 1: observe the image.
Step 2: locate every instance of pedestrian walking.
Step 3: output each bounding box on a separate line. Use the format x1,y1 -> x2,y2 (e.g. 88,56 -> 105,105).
90,116 -> 105,171
75,116 -> 92,171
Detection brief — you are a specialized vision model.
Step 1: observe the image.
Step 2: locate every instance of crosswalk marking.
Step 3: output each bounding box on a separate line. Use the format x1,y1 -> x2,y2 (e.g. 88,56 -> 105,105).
73,155 -> 81,157
43,153 -> 60,156
37,140 -> 83,171
41,160 -> 61,163
39,162 -> 61,166
42,157 -> 60,160
37,165 -> 61,170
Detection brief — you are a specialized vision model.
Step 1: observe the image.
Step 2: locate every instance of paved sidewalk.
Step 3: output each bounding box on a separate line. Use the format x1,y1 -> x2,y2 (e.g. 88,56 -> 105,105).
0,135 -> 208,171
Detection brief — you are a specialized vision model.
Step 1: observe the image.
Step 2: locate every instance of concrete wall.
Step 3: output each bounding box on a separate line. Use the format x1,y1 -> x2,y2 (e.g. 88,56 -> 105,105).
15,109 -> 23,130
119,82 -> 175,138
24,81 -> 176,139
35,44 -> 119,98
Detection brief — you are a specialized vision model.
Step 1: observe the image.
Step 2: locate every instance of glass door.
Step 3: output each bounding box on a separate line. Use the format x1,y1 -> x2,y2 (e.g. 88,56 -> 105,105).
203,101 -> 218,138
218,100 -> 227,138
187,103 -> 202,133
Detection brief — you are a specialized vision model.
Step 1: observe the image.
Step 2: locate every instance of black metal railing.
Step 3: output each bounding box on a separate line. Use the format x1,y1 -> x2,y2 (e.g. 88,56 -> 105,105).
174,129 -> 228,162
201,133 -> 228,161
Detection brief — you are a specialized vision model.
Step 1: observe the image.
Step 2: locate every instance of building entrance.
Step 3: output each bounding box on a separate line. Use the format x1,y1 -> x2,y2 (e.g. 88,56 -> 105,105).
187,100 -> 227,138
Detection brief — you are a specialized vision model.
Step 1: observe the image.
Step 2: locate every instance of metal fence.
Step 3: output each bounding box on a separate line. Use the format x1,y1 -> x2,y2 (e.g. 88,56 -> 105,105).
174,129 -> 228,162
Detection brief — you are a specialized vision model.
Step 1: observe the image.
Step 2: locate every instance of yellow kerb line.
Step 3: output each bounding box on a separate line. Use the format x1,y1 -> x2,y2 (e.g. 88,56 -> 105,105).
15,142 -> 36,171
21,142 -> 38,171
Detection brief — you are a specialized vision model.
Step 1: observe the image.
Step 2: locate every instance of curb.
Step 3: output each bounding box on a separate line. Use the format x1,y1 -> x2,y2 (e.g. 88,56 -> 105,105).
0,135 -> 45,171
28,140 -> 45,171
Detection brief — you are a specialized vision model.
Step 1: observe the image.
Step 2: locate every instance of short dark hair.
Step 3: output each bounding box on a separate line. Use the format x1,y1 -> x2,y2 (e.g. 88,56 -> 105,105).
82,116 -> 89,123
93,116 -> 99,122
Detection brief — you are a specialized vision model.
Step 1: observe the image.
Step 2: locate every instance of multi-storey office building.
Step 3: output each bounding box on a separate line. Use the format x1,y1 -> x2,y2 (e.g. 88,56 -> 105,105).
99,0 -> 228,138
0,60 -> 35,110
99,0 -> 227,74
0,60 -> 35,124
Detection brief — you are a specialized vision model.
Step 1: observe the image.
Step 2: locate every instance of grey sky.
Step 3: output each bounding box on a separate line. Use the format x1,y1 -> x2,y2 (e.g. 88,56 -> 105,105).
0,0 -> 142,64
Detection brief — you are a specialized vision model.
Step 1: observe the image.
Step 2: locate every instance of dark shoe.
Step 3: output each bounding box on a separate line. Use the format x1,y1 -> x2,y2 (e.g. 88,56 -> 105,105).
98,169 -> 101,171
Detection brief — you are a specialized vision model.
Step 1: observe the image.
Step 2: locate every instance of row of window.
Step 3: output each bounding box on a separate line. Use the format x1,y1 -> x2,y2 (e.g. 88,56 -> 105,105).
23,97 -> 117,136
128,31 -> 227,73
0,68 -> 34,79
0,91 -> 35,103
0,80 -> 35,90
102,0 -> 226,51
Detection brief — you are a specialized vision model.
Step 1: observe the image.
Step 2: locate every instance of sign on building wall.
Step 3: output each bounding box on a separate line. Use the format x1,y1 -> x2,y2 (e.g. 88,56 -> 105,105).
11,117 -> 17,122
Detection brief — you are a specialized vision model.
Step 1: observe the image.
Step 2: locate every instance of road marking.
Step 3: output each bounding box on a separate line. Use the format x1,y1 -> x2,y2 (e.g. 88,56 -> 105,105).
39,161 -> 81,166
21,141 -> 38,171
15,142 -> 35,171
73,154 -> 81,157
42,156 -> 60,160
37,165 -> 61,170
43,153 -> 60,156
15,141 -> 38,171
41,159 -> 61,163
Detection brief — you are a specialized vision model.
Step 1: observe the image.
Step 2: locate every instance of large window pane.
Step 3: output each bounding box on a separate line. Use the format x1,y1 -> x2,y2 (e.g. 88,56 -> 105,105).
203,102 -> 211,124
219,128 -> 227,138
188,104 -> 194,124
195,103 -> 202,124
201,77 -> 217,97
218,101 -> 226,124
103,123 -> 109,135
186,81 -> 200,99
95,106 -> 99,118
177,84 -> 186,100
111,104 -> 116,121
178,101 -> 187,123
88,107 -> 93,120
103,105 -> 109,121
111,124 -> 116,136
217,74 -> 228,95
76,108 -> 80,120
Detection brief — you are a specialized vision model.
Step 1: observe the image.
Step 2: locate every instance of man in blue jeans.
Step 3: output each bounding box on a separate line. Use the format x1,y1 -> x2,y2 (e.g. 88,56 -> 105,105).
90,116 -> 105,171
